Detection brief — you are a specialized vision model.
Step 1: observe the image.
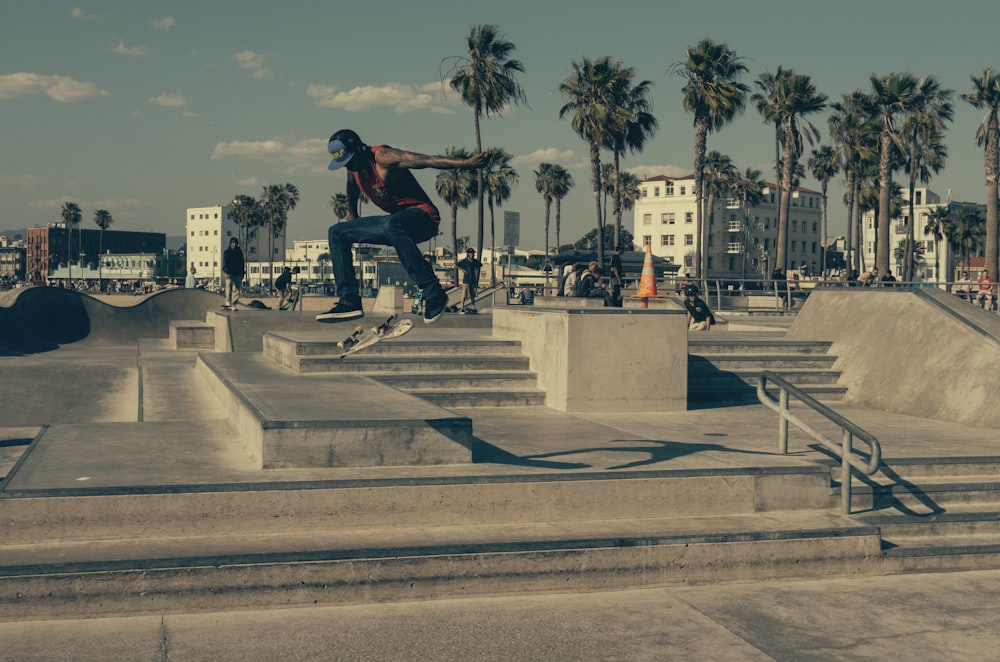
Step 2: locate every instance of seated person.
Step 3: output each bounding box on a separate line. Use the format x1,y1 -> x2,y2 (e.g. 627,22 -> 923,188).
683,284 -> 716,331
976,269 -> 996,309
956,271 -> 973,301
578,261 -> 613,306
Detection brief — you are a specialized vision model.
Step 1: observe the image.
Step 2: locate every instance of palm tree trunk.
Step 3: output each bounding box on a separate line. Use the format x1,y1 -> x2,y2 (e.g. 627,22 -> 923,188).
489,198 -> 497,285
985,114 -> 999,283
555,198 -> 562,255
877,131 -> 893,274
693,120 -> 708,280
474,108 -> 485,260
590,142 -> 604,269
845,170 -> 854,277
820,185 -> 828,278
98,230 -> 104,292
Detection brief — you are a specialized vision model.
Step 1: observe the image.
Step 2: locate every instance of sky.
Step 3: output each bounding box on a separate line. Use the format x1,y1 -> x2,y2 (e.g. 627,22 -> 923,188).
3,0 -> 1000,252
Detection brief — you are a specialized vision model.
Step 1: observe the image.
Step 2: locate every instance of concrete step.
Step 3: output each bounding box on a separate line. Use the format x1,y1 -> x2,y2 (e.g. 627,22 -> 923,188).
0,509 -> 879,619
296,354 -> 533,374
688,354 -> 837,370
374,371 -> 539,390
412,389 -> 547,407
0,466 -> 836,544
688,384 -> 847,405
873,457 -> 1000,480
880,533 -> 1000,573
847,476 -> 1000,511
688,368 -> 842,387
168,320 -> 215,349
688,339 -> 833,355
195,353 -> 472,469
858,505 -> 1000,538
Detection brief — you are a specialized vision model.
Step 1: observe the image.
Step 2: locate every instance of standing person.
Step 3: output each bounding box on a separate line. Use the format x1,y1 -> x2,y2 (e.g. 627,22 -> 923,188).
609,246 -> 624,307
683,284 -> 716,331
185,263 -> 197,289
317,129 -> 487,323
221,238 -> 245,309
275,266 -> 300,310
456,247 -> 483,313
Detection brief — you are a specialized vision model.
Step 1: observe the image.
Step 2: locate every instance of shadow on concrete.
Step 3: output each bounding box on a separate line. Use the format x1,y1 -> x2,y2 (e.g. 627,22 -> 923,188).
476,438 -> 779,470
0,287 -> 223,353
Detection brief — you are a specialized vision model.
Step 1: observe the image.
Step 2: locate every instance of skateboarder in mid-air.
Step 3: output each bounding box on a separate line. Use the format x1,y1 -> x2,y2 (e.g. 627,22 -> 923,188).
317,129 -> 488,324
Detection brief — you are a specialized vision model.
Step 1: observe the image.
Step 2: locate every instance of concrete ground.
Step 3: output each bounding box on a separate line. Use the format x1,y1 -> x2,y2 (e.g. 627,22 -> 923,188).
3,288 -> 1000,659
3,569 -> 1000,661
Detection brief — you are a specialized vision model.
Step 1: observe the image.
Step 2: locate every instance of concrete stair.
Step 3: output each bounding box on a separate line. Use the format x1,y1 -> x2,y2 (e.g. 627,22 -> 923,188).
688,336 -> 846,405
0,465 -> 882,619
264,333 -> 546,407
845,457 -> 1000,573
168,319 -> 215,349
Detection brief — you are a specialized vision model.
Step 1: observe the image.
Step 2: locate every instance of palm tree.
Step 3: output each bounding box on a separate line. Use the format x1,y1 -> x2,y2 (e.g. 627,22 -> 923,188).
617,170 -> 642,248
772,71 -> 827,271
752,67 -> 792,193
230,194 -> 261,283
559,55 -> 627,268
435,147 -> 477,283
93,209 -> 113,291
534,163 -> 558,263
961,69 -> 1000,281
808,145 -> 841,277
900,77 -> 953,282
60,201 -> 81,284
260,183 -> 300,290
730,167 -> 766,278
603,60 -> 657,249
864,72 -> 922,274
444,24 -> 526,261
328,193 -> 350,222
924,205 -> 951,285
702,150 -> 736,278
829,92 -> 877,274
946,205 -> 985,274
482,148 -> 517,284
894,239 -> 925,278
316,252 -> 331,283
672,38 -> 749,280
550,165 -> 574,253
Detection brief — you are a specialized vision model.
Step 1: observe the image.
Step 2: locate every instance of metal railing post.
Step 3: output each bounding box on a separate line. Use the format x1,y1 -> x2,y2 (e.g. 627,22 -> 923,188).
778,389 -> 789,454
841,429 -> 853,514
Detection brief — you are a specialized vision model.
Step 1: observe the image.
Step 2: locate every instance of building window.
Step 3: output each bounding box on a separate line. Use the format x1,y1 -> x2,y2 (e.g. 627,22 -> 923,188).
727,242 -> 743,254
654,187 -> 660,197
685,212 -> 693,223
642,235 -> 651,247
916,191 -> 922,205
684,234 -> 693,246
680,186 -> 687,195
792,220 -> 798,232
662,235 -> 675,246
791,241 -> 797,252
643,214 -> 652,225
812,222 -> 818,233
641,188 -> 647,197
684,255 -> 693,267
812,242 -> 818,253
662,213 -> 675,224
666,182 -> 674,195
727,219 -> 741,232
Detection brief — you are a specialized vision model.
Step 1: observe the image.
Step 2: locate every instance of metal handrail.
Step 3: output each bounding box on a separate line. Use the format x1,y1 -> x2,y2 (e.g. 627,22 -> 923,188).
757,371 -> 882,514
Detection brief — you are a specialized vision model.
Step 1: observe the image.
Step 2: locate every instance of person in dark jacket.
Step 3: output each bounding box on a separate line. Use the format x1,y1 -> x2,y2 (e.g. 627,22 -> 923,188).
222,237 -> 245,308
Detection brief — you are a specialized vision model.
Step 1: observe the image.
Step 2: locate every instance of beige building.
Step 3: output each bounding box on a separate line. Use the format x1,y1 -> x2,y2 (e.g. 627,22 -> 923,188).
632,174 -> 824,280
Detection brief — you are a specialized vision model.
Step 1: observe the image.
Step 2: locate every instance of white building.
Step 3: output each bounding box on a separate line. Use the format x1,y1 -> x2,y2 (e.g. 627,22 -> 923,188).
185,205 -> 236,288
858,187 -> 980,283
632,175 -> 825,279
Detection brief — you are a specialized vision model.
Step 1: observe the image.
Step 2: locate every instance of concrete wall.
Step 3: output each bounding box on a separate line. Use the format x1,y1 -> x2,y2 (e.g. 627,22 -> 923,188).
787,288 -> 1000,429
492,307 -> 688,412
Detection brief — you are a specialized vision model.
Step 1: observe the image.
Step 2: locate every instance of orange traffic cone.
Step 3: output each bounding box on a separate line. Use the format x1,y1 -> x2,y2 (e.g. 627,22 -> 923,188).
637,244 -> 658,298
634,244 -> 662,309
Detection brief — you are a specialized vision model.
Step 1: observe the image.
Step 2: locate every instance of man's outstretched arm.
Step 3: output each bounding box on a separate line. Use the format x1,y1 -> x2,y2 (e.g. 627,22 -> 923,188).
375,146 -> 488,171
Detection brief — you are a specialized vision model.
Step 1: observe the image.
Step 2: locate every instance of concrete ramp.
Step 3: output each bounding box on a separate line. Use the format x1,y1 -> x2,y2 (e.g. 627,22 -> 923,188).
787,287 -> 1000,429
0,287 -> 224,354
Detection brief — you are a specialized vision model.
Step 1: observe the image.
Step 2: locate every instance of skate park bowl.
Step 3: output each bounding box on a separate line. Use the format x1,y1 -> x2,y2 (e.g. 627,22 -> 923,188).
0,287 -> 225,355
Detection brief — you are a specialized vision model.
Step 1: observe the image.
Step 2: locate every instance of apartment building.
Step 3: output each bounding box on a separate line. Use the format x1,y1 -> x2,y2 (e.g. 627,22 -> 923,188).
632,175 -> 824,279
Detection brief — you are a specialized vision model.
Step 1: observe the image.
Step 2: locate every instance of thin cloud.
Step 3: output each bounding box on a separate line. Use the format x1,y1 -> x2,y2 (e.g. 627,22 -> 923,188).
148,92 -> 187,107
112,40 -> 150,58
0,174 -> 41,194
233,50 -> 271,79
151,16 -> 175,30
70,7 -> 96,20
236,176 -> 261,187
628,164 -> 691,180
306,82 -> 457,114
0,73 -> 108,103
182,111 -> 199,118
512,148 -> 577,169
212,138 -> 326,171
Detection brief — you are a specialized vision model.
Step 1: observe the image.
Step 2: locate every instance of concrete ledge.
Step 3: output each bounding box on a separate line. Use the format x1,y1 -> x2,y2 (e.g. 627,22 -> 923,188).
493,307 -> 688,412
168,320 -> 216,349
373,285 -> 403,314
195,353 -> 472,469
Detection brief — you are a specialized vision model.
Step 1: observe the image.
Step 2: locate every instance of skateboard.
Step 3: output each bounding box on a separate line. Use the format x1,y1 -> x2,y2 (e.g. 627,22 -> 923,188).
337,314 -> 414,358
278,289 -> 300,311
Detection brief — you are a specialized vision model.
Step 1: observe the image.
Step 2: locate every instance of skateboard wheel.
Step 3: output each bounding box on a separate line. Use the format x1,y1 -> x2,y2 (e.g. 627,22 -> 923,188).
336,341 -> 345,349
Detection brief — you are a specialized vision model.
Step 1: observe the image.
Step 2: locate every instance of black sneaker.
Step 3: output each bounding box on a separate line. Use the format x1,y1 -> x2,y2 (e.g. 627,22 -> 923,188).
423,287 -> 448,324
316,297 -> 363,323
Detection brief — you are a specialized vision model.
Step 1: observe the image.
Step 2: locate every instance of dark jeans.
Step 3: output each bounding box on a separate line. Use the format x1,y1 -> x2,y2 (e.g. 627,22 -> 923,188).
328,208 -> 439,299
